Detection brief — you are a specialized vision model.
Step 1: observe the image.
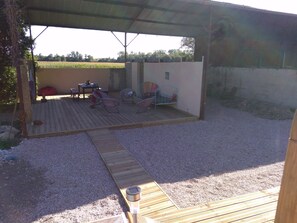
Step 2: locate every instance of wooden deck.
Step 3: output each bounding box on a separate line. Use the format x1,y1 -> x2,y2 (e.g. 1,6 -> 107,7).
88,129 -> 279,223
27,95 -> 196,137
88,129 -> 178,216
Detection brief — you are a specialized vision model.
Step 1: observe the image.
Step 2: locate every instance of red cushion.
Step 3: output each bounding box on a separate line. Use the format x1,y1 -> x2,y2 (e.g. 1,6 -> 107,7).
38,86 -> 57,96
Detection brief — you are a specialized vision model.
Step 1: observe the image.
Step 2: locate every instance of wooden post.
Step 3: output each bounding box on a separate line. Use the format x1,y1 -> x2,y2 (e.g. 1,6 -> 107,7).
275,111 -> 297,222
195,5 -> 212,120
20,60 -> 32,122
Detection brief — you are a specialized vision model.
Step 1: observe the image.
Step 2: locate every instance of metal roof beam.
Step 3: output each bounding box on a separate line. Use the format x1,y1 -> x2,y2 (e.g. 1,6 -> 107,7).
83,0 -> 209,15
127,0 -> 149,30
27,7 -> 201,28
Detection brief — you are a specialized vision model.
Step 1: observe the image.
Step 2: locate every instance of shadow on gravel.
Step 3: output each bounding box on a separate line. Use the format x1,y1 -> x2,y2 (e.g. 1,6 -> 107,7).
0,133 -> 127,223
0,160 -> 47,223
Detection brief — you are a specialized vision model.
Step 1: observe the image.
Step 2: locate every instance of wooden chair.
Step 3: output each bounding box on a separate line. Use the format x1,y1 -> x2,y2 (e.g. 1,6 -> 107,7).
143,81 -> 159,98
135,97 -> 154,113
70,88 -> 79,101
90,89 -> 120,113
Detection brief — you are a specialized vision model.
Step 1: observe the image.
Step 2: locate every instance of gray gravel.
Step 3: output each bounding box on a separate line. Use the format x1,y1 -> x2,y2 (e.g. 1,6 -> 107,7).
115,98 -> 292,208
2,133 -> 126,223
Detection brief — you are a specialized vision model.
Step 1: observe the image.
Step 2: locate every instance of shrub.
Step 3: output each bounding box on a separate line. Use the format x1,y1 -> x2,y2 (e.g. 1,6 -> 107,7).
0,0 -> 31,105
0,67 -> 17,104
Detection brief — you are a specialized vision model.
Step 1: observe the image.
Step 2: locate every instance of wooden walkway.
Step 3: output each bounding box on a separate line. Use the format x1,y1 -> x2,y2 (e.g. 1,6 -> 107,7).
87,129 -> 178,216
28,95 -> 196,137
88,129 -> 279,223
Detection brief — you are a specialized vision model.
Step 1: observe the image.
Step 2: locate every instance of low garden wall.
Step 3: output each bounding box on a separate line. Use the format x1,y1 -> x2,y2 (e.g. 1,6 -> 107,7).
208,67 -> 297,108
36,68 -> 126,94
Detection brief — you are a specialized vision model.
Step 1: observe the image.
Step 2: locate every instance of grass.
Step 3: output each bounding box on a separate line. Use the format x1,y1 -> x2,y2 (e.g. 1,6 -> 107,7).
37,61 -> 125,69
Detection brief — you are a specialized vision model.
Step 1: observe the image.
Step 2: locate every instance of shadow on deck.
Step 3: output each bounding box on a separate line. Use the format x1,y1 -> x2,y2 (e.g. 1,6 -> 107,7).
27,94 -> 197,137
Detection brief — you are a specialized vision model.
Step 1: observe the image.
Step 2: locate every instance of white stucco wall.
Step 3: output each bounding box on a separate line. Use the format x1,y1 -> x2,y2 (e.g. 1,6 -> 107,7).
208,67 -> 297,107
144,62 -> 203,116
130,63 -> 141,96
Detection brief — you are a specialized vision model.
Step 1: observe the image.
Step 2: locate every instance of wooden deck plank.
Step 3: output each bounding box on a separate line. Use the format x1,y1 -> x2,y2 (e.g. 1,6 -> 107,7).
108,162 -> 141,173
102,154 -> 135,163
116,175 -> 154,189
101,152 -> 133,162
197,202 -> 277,223
140,201 -> 177,215
71,101 -> 93,129
28,95 -> 194,137
152,190 -> 278,221
167,187 -> 279,216
62,99 -> 84,131
112,167 -> 146,177
158,194 -> 278,223
55,100 -> 66,132
43,100 -> 50,133
140,195 -> 170,207
232,209 -> 276,222
54,100 -> 65,132
113,170 -> 150,182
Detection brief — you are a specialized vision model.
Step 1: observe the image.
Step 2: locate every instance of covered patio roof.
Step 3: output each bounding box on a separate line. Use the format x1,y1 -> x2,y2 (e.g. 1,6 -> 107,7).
23,0 -> 297,40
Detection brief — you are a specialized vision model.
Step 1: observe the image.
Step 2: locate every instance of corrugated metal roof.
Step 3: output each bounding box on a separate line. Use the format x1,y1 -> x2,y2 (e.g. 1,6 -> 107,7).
23,0 -> 297,40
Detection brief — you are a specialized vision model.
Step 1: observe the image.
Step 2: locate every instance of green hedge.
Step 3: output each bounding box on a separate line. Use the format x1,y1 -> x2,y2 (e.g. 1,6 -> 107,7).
0,67 -> 17,105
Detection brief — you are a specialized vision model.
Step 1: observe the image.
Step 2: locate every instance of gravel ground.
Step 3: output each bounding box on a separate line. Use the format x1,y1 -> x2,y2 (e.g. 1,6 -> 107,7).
220,98 -> 294,120
115,98 -> 292,208
0,98 -> 292,222
0,133 -> 126,223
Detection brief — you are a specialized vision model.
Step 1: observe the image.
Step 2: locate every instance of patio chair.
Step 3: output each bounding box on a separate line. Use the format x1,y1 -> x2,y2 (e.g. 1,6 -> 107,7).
135,97 -> 154,113
90,89 -> 120,113
120,88 -> 136,103
120,82 -> 158,113
143,81 -> 159,98
70,88 -> 79,101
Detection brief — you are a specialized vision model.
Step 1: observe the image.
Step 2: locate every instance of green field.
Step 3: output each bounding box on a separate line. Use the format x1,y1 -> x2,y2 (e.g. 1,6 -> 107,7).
37,61 -> 125,69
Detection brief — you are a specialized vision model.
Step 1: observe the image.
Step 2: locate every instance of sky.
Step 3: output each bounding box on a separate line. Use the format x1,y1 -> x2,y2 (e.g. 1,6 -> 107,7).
29,0 -> 297,59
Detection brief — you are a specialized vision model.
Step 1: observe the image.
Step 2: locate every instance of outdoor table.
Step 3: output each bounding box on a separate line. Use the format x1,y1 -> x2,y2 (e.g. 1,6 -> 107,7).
78,83 -> 99,99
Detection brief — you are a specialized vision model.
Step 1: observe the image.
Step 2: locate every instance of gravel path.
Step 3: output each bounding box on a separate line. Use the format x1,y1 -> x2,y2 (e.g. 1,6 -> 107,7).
115,98 -> 292,208
0,133 -> 126,223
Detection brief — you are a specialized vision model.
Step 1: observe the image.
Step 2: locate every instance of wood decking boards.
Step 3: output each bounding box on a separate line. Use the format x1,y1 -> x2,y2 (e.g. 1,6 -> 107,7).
88,129 -> 279,223
27,95 -> 196,137
87,129 -> 179,218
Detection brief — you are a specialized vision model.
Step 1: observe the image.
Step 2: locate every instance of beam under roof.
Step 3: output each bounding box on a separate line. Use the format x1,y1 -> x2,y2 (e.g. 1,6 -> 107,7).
23,0 -> 297,40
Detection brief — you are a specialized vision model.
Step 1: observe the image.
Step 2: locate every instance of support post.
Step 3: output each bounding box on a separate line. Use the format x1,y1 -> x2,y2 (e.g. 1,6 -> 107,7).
29,25 -> 37,101
20,60 -> 32,122
196,5 -> 212,120
275,111 -> 297,222
125,32 -> 127,63
282,50 -> 286,68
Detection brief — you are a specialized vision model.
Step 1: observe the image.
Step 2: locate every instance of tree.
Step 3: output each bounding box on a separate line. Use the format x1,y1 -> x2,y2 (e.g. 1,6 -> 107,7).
180,37 -> 195,54
84,54 -> 94,62
0,0 -> 31,104
66,51 -> 83,61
